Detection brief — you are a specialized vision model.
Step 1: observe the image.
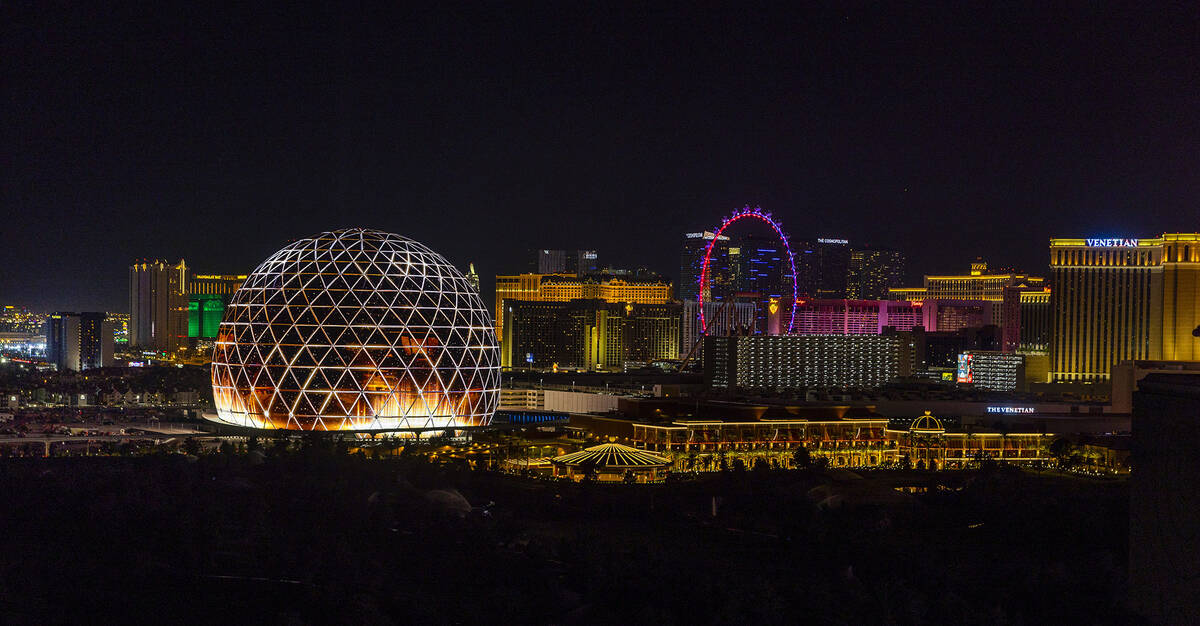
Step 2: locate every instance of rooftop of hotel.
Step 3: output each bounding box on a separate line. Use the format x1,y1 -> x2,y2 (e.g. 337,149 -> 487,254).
537,273 -> 671,285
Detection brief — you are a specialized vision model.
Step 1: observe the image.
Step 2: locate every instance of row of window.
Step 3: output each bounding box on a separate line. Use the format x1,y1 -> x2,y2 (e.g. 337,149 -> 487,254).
1052,247 -> 1158,267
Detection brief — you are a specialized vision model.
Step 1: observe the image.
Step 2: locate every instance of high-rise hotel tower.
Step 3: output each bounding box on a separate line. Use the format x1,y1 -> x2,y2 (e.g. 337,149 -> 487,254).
129,259 -> 189,350
1160,233 -> 1200,361
1049,234 -> 1200,381
494,273 -> 672,341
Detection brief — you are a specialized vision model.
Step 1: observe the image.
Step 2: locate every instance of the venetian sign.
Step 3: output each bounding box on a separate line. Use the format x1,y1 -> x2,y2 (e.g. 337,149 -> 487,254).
1085,238 -> 1138,247
986,406 -> 1036,414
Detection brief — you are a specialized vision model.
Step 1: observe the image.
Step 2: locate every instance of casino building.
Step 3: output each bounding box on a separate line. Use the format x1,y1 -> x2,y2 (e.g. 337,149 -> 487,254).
494,273 -> 672,341
630,410 -> 1053,471
634,414 -> 896,469
187,274 -> 246,341
1160,234 -> 1200,361
889,259 -> 1046,303
884,412 -> 1052,471
501,299 -> 680,371
1017,287 -> 1052,352
791,299 -> 923,335
888,260 -> 1048,356
1049,234 -> 1200,381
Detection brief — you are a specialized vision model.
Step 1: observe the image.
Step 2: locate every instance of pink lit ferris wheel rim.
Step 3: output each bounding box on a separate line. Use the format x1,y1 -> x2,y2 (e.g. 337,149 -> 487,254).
698,206 -> 798,334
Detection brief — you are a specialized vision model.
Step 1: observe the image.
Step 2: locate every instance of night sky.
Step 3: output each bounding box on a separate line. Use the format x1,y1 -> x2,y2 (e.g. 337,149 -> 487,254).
4,3 -> 1197,312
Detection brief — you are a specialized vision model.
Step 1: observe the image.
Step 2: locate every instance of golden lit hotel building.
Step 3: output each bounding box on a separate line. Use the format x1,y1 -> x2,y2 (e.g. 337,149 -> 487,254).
494,273 -> 672,340
188,274 -> 247,296
1049,234 -> 1200,381
888,260 -> 1046,302
1161,233 -> 1200,361
631,411 -> 1053,471
889,260 -> 1048,350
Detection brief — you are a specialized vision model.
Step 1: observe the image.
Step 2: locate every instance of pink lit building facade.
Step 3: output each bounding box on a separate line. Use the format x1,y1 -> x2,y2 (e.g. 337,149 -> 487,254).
792,300 -> 923,335
791,298 -> 1007,337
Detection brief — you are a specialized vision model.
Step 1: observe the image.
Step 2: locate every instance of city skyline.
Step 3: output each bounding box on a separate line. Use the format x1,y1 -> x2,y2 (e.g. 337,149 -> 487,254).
4,4 -> 1196,312
2,4 -> 1197,623
6,222 -> 1191,314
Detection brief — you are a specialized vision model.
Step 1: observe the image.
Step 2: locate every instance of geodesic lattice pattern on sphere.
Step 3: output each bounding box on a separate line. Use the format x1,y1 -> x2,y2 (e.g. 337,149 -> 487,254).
210,228 -> 500,431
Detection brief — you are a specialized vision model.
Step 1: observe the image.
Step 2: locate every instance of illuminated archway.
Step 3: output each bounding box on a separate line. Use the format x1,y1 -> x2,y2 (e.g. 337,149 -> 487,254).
698,206 -> 798,334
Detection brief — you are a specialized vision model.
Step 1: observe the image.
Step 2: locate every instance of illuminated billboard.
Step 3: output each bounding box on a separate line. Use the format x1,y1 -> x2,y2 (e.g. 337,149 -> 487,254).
1085,238 -> 1139,247
986,406 -> 1036,414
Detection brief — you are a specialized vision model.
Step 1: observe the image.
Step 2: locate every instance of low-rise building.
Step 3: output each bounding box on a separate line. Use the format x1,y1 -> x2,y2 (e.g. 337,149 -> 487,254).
635,415 -> 895,470
885,411 -> 1053,470
500,387 -> 545,410
629,409 -> 1054,472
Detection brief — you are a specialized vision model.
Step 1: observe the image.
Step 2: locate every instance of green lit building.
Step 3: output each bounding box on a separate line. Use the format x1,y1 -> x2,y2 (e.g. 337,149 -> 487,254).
188,293 -> 226,339
187,274 -> 245,339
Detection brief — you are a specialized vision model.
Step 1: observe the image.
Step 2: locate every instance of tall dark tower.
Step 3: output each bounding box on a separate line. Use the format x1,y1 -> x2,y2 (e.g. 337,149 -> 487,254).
679,231 -> 733,301
129,259 -> 188,350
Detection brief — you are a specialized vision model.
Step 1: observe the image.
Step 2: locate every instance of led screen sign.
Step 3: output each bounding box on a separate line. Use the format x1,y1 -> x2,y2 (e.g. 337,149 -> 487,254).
956,354 -> 972,383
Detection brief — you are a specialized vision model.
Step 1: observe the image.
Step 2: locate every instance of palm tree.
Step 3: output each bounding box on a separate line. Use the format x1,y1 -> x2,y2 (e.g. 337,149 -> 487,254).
996,421 -> 1010,462
1049,437 -> 1072,467
792,445 -> 811,470
578,458 -> 599,483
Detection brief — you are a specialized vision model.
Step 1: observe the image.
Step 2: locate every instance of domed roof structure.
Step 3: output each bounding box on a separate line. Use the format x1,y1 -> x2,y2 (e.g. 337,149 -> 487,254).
909,411 -> 945,433
210,228 -> 499,431
551,443 -> 670,468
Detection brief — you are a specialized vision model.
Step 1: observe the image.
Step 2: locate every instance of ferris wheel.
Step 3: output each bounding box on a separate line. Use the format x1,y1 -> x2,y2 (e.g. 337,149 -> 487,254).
697,205 -> 799,334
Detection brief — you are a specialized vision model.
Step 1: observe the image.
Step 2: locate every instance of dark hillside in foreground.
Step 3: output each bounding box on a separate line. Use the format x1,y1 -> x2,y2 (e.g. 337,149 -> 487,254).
0,453 -> 1135,624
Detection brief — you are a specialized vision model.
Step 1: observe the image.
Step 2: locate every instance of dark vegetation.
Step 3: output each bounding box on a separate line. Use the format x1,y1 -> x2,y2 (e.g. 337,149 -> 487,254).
0,446 -> 1136,624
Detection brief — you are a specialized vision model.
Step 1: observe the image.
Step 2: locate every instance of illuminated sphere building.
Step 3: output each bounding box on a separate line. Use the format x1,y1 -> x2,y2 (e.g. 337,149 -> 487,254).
210,228 -> 500,431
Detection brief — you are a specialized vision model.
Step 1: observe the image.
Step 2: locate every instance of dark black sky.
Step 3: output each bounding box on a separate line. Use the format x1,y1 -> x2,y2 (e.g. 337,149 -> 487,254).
4,2 -> 1198,312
